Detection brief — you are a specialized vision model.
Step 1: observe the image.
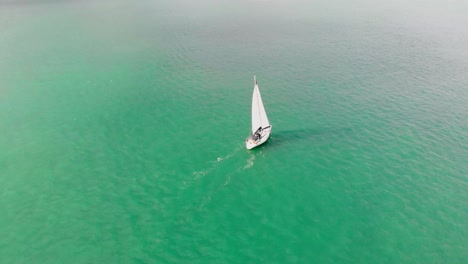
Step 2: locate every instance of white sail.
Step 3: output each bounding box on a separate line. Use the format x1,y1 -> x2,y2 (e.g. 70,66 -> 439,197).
246,75 -> 272,149
251,76 -> 270,134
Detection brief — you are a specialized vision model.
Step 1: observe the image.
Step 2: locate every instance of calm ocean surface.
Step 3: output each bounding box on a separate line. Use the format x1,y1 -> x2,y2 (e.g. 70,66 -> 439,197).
1,0 -> 467,262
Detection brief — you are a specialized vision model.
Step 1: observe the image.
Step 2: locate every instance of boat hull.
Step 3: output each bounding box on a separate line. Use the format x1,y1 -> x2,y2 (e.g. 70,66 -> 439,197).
246,126 -> 272,149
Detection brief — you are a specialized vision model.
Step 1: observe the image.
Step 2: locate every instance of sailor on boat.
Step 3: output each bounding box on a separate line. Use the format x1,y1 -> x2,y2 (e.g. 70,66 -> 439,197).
253,127 -> 262,140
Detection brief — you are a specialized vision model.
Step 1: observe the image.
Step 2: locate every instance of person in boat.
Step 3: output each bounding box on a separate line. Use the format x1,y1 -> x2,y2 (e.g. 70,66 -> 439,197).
253,127 -> 262,141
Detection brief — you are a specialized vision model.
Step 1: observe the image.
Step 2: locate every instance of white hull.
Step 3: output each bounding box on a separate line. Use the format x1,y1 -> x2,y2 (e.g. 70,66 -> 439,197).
246,126 -> 272,150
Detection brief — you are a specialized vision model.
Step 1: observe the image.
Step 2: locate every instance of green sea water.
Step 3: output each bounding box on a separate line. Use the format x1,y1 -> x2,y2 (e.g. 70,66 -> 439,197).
1,0 -> 467,263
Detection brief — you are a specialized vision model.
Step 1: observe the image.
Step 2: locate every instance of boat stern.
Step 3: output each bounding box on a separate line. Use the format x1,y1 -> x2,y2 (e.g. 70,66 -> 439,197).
246,139 -> 258,150
245,127 -> 272,150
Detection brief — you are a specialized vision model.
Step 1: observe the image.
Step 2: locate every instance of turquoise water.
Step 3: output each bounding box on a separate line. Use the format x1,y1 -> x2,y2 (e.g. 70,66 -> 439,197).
1,0 -> 467,262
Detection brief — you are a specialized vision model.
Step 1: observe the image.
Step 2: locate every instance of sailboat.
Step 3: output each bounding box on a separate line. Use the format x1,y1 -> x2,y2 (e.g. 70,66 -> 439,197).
246,75 -> 272,149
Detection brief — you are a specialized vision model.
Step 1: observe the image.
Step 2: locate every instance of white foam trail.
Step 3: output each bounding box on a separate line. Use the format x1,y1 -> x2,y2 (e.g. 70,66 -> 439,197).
243,155 -> 256,169
183,146 -> 242,189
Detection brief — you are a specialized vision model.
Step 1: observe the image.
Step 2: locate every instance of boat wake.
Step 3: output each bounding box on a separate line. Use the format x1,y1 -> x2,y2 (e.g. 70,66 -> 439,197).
197,171 -> 234,209
198,151 -> 265,208
182,146 -> 242,189
198,157 -> 262,209
181,145 -> 266,209
243,154 -> 256,170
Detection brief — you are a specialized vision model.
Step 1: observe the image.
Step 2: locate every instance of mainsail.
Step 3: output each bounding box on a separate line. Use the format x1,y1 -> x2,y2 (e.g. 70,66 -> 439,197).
251,76 -> 270,134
